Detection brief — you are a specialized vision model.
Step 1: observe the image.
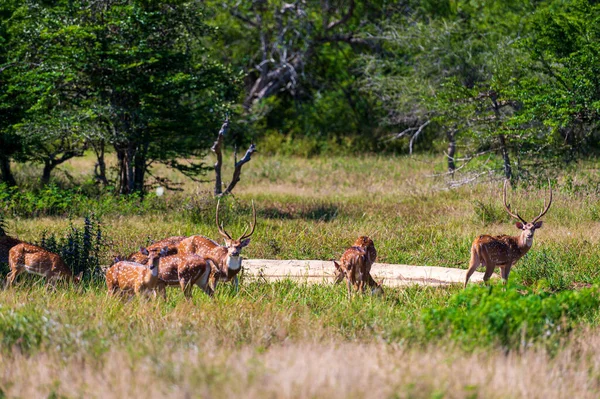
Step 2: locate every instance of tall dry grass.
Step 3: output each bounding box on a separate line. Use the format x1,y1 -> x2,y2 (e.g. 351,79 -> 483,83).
2,331 -> 600,398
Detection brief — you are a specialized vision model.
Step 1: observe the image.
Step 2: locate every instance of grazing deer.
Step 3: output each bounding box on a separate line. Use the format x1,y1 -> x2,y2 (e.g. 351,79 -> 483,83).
105,247 -> 168,297
0,235 -> 22,265
6,243 -> 82,287
126,236 -> 186,264
177,200 -> 256,292
154,253 -> 213,299
334,236 -> 383,296
0,217 -> 21,264
465,179 -> 553,287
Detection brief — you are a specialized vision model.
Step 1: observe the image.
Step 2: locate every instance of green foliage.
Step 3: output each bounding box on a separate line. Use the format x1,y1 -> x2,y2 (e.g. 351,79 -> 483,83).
422,284 -> 600,350
4,0 -> 237,189
37,216 -> 105,279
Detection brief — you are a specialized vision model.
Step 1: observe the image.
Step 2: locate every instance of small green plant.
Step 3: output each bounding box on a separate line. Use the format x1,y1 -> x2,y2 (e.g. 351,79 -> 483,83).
37,216 -> 106,279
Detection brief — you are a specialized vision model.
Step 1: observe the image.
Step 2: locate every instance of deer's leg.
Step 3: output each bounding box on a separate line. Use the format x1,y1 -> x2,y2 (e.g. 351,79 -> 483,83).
233,275 -> 239,293
5,266 -> 24,289
346,277 -> 352,299
500,264 -> 512,284
180,279 -> 193,299
195,267 -> 213,297
482,265 -> 495,284
464,248 -> 481,288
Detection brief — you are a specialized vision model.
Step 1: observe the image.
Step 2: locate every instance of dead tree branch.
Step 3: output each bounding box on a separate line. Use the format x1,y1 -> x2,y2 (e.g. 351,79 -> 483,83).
223,143 -> 257,195
211,119 -> 229,196
211,118 -> 257,197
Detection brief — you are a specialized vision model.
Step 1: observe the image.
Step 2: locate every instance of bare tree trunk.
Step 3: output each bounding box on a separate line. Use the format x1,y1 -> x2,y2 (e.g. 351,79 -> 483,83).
211,120 -> 229,196
490,93 -> 512,180
0,155 -> 16,187
210,118 -> 256,197
446,129 -> 456,174
93,140 -> 109,186
223,144 -> 257,195
41,160 -> 54,185
498,134 -> 512,180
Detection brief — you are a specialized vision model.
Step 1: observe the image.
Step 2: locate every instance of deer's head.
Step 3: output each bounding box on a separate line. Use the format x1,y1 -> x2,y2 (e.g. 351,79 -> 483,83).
74,272 -> 83,284
140,246 -> 168,276
503,179 -> 553,246
353,235 -> 376,263
216,200 -> 256,268
333,260 -> 346,283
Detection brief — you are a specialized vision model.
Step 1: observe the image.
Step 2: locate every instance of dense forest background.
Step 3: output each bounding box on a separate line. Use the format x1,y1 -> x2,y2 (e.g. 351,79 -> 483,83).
1,0 -> 599,194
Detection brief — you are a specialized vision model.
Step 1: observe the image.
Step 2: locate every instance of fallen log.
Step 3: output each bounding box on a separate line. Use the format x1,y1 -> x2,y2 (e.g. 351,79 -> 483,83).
242,259 -> 494,287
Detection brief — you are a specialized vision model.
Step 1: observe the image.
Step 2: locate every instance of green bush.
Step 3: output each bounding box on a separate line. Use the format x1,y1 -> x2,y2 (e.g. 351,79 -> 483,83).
421,285 -> 600,351
37,216 -> 106,280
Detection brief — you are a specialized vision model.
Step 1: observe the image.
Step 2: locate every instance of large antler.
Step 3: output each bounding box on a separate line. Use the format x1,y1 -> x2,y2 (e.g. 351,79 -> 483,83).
503,180 -> 527,224
531,178 -> 553,224
215,199 -> 232,240
238,201 -> 256,241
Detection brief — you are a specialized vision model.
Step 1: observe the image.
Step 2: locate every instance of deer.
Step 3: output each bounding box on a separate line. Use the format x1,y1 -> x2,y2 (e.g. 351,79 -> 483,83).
465,179 -> 553,288
154,253 -> 213,299
333,236 -> 383,297
6,243 -> 82,287
0,218 -> 22,264
105,247 -> 168,297
177,200 -> 256,292
125,236 -> 186,264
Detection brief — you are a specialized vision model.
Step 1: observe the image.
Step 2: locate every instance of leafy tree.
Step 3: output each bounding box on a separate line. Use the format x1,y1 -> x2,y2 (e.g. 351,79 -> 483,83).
0,0 -> 24,186
510,0 -> 600,157
205,0 -> 391,148
7,0 -> 237,192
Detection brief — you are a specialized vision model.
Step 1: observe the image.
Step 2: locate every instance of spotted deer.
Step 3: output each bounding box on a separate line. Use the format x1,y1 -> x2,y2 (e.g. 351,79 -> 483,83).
105,247 -> 168,297
154,253 -> 213,299
465,179 -> 553,287
0,218 -> 21,264
177,200 -> 256,292
6,243 -> 82,287
126,236 -> 186,264
334,236 -> 383,296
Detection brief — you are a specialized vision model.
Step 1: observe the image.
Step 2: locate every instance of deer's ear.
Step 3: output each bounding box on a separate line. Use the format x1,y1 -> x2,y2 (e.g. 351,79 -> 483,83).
333,261 -> 341,270
140,247 -> 149,255
240,238 -> 251,247
515,222 -> 524,229
534,221 -> 543,229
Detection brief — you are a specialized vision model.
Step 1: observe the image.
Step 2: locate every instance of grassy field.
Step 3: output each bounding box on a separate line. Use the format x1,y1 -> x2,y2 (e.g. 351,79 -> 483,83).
1,153 -> 600,397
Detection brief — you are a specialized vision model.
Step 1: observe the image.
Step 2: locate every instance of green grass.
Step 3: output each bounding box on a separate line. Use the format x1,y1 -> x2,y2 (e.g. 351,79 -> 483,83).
1,153 -> 600,397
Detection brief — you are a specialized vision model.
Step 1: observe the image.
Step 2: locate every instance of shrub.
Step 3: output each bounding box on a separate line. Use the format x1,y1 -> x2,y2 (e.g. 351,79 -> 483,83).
421,284 -> 600,351
37,216 -> 106,280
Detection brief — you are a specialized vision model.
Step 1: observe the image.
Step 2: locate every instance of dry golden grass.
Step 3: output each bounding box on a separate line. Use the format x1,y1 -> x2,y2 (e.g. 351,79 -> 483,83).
2,333 -> 600,398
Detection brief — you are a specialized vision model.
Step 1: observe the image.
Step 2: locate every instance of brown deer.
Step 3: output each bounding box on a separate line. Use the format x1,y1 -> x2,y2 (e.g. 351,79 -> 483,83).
0,218 -> 21,264
105,247 -> 167,297
6,243 -> 82,287
154,253 -> 213,299
177,200 -> 256,292
465,179 -> 553,288
126,236 -> 186,264
334,236 -> 383,296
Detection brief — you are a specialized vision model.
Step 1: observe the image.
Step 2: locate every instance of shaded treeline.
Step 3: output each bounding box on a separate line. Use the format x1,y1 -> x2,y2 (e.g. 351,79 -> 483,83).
1,0 -> 599,193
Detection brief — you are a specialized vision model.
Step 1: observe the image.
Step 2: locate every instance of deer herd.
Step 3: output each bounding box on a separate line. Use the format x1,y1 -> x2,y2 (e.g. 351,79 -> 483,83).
0,180 -> 554,299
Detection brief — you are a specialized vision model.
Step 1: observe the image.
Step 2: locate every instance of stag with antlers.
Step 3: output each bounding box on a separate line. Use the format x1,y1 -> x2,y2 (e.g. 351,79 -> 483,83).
177,200 -> 256,292
465,179 -> 553,287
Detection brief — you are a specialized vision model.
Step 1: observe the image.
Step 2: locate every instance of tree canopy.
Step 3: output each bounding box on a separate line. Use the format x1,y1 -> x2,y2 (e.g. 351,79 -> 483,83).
0,0 -> 598,191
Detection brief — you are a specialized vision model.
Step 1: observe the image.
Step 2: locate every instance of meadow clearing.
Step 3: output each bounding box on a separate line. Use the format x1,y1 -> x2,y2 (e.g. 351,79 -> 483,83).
1,153 -> 600,398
